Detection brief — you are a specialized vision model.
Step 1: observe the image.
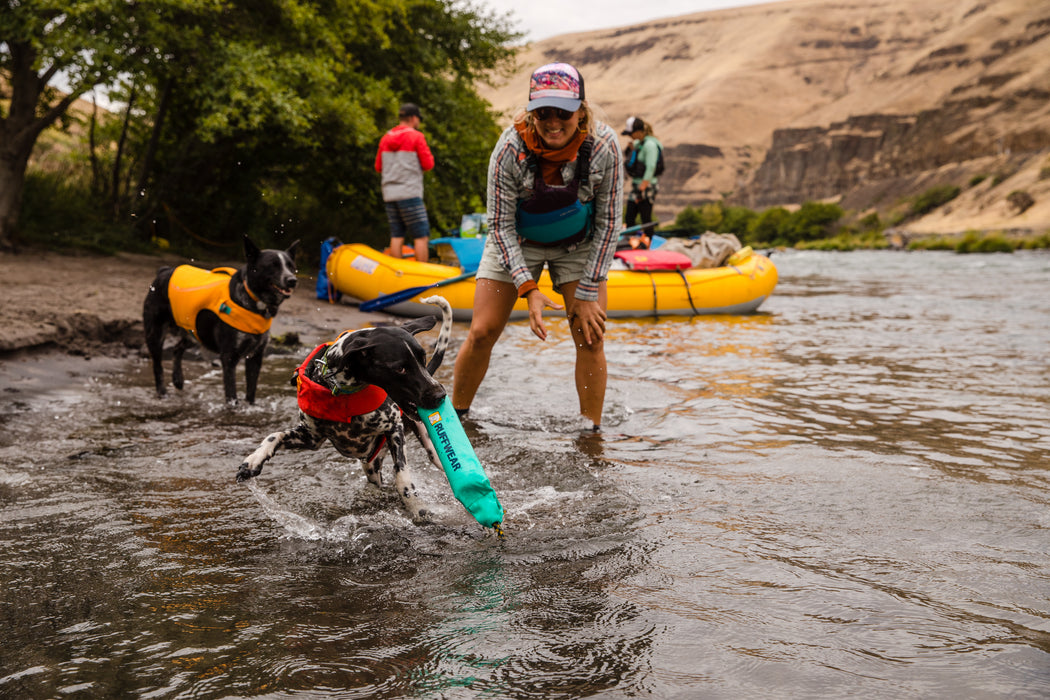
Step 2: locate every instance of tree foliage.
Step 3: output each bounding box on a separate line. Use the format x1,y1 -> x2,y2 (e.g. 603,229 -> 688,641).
1,0 -> 520,257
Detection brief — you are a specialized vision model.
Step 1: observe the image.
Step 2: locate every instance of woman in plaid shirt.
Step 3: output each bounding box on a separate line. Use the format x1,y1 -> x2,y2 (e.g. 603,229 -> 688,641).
452,62 -> 623,431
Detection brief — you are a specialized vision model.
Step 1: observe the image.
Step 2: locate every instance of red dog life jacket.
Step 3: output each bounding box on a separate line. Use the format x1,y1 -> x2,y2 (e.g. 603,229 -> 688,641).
294,343 -> 389,423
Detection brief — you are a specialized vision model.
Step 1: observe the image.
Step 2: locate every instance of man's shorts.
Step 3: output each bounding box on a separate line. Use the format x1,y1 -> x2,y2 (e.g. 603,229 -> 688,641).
385,197 -> 430,240
476,235 -> 594,295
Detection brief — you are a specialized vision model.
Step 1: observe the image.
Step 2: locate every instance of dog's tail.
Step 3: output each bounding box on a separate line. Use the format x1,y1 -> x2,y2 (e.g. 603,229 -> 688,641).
420,295 -> 453,375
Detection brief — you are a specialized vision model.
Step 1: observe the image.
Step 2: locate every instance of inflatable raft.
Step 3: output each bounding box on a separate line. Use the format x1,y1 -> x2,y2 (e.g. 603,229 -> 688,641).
326,241 -> 777,321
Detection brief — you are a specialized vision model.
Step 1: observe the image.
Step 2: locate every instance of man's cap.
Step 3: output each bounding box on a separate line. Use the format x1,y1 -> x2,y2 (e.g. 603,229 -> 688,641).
622,117 -> 645,135
399,103 -> 422,119
527,63 -> 585,113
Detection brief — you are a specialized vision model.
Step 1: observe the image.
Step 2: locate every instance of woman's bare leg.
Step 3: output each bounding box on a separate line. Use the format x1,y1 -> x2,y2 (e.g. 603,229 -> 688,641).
452,278 -> 518,413
561,280 -> 608,428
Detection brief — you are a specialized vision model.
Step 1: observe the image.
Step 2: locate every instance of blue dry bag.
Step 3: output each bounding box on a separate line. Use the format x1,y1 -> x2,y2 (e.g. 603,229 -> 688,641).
316,236 -> 342,301
418,397 -> 504,529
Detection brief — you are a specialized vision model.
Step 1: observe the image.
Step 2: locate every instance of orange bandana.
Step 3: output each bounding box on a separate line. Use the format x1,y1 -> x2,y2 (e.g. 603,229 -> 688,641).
516,122 -> 586,186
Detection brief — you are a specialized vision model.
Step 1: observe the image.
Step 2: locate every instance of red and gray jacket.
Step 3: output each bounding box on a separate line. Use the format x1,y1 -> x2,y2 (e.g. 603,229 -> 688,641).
375,124 -> 434,202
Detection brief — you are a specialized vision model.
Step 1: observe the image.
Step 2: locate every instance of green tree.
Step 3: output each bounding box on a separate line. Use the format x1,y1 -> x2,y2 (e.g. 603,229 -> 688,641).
780,201 -> 843,244
720,205 -> 756,238
747,206 -> 789,245
0,0 -> 148,251
3,0 -> 519,257
674,205 -> 706,236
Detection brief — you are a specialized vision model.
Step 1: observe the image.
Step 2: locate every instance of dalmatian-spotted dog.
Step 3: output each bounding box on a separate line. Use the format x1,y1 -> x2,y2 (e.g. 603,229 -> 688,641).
236,296 -> 453,521
143,235 -> 299,404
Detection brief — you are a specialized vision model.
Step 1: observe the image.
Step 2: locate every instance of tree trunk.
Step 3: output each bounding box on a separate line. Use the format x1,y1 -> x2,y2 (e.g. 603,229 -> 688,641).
132,77 -> 174,237
0,153 -> 30,253
0,40 -> 86,253
110,82 -> 137,219
89,96 -> 103,199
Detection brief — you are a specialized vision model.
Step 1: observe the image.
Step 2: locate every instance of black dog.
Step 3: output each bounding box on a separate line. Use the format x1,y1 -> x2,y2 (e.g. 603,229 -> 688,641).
236,296 -> 453,521
143,235 -> 299,404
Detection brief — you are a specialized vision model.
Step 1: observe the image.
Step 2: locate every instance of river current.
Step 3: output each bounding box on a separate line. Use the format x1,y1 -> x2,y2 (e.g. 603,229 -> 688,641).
1,249 -> 1048,698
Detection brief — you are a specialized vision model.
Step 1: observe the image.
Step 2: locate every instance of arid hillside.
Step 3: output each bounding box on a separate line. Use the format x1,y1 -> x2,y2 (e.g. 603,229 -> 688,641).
479,0 -> 1050,234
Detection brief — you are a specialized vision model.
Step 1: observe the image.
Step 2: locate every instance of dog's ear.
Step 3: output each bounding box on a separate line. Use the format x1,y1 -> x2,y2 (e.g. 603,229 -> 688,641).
401,316 -> 437,336
329,330 -> 376,364
243,235 -> 261,265
285,239 -> 300,260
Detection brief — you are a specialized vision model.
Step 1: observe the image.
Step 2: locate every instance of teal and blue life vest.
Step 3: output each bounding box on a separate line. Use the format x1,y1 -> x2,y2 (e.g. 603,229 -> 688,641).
516,136 -> 594,246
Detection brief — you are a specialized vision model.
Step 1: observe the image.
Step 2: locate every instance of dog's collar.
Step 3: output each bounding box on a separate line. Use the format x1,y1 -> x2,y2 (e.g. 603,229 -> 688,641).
319,340 -> 368,396
243,278 -> 261,303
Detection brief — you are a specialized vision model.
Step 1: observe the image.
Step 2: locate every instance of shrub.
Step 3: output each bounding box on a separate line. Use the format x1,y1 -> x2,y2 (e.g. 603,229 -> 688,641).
1006,190 -> 1035,214
858,212 -> 882,231
797,231 -> 887,251
673,205 -> 707,236
910,185 -> 961,217
747,206 -> 790,245
1018,233 -> 1050,249
720,205 -> 757,237
907,236 -> 956,251
968,174 -> 988,187
698,202 -> 724,231
955,231 -> 1014,254
781,201 -> 844,243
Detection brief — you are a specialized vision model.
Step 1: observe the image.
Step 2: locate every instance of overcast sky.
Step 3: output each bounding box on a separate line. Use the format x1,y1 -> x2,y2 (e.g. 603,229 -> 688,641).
476,0 -> 772,42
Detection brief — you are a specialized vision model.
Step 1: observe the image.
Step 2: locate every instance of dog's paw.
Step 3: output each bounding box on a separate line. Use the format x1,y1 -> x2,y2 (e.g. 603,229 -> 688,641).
235,462 -> 261,482
412,507 -> 432,524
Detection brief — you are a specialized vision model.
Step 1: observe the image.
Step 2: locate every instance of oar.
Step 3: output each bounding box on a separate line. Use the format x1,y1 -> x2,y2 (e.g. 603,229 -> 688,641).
360,269 -> 477,312
619,221 -> 659,237
361,222 -> 659,312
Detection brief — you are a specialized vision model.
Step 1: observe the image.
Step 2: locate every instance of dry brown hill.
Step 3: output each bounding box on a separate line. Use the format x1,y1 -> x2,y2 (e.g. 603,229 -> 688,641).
479,0 -> 1050,234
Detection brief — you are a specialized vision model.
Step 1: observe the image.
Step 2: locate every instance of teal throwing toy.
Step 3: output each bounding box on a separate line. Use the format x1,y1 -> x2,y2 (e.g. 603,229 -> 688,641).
418,397 -> 504,533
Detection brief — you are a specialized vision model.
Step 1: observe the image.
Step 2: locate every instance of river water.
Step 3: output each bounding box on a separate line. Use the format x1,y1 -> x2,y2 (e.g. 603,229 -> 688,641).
1,250 -> 1048,699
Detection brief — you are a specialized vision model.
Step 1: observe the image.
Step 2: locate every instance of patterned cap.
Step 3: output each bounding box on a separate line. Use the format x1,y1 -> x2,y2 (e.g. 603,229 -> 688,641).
527,62 -> 585,112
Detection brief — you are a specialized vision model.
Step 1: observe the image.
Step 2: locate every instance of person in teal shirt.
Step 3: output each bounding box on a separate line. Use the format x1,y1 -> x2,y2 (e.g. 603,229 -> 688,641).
622,116 -> 662,244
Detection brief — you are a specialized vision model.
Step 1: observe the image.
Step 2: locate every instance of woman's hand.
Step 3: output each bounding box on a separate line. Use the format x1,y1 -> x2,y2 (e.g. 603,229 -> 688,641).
526,290 -> 564,341
568,299 -> 607,346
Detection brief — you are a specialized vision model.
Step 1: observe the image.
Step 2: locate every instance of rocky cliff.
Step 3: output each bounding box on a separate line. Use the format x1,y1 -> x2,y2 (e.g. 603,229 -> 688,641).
479,0 -> 1050,233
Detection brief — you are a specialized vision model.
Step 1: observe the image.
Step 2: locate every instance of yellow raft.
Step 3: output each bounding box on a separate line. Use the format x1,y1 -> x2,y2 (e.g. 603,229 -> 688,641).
326,242 -> 777,321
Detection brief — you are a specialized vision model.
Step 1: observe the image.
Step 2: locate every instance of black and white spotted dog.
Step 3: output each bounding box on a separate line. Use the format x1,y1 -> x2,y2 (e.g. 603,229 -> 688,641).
143,235 -> 299,404
236,296 -> 453,521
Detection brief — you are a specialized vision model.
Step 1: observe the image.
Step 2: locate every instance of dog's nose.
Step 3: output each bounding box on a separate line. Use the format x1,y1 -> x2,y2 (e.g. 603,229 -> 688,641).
421,385 -> 447,410
286,276 -> 298,289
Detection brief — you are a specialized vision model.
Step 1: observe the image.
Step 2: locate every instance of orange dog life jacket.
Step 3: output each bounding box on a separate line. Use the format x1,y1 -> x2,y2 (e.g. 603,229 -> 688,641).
294,343 -> 389,423
168,265 -> 273,341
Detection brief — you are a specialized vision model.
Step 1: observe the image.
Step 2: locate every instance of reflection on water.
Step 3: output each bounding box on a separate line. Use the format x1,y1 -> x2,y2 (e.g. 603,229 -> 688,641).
1,250 -> 1048,698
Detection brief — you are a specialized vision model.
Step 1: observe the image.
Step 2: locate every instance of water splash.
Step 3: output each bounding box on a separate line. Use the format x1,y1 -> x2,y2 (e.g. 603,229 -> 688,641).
244,480 -> 359,541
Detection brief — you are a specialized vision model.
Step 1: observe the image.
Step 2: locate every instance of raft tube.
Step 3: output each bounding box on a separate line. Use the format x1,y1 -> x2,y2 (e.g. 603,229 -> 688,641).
327,241 -> 777,321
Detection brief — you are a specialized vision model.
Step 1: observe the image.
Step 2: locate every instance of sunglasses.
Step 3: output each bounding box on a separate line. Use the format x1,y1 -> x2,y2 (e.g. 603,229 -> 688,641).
534,107 -> 576,121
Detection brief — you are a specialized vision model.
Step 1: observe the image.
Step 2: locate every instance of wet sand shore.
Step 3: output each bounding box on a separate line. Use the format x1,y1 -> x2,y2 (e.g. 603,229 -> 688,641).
0,249 -> 378,395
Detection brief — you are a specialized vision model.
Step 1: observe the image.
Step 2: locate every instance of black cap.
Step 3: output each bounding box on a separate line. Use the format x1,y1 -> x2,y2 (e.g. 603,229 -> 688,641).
399,103 -> 422,120
622,116 -> 645,135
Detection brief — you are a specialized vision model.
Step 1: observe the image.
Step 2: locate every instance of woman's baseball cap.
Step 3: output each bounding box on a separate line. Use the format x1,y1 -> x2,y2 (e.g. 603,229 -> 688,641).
527,63 -> 585,113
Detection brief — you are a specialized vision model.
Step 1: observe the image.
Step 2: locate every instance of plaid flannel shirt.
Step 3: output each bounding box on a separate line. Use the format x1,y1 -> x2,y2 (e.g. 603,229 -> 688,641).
486,120 -> 624,302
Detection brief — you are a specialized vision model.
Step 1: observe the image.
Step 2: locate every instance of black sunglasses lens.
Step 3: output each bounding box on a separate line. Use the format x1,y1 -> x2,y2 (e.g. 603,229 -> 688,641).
536,107 -> 573,120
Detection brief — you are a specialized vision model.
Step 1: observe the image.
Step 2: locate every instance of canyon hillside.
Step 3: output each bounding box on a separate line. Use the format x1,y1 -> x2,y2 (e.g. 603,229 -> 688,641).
479,0 -> 1050,234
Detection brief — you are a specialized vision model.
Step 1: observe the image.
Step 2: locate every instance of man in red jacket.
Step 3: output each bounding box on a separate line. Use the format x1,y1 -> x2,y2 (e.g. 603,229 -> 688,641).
375,103 -> 435,262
